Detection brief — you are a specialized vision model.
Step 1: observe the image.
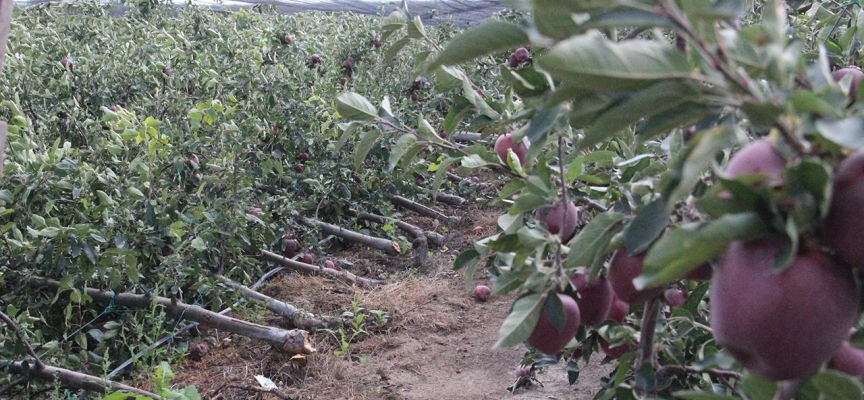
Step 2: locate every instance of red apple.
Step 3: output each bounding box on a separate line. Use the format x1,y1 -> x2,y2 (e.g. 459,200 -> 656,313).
599,337 -> 630,359
569,271 -> 614,326
372,37 -> 382,48
494,134 -> 530,166
607,248 -> 665,304
473,285 -> 491,302
710,237 -> 859,381
724,139 -> 786,188
828,343 -> 864,376
324,260 -> 336,269
60,56 -> 74,71
526,293 -> 581,355
248,207 -> 262,216
685,263 -> 713,280
607,296 -> 629,323
514,365 -> 531,378
535,201 -> 578,242
294,164 -> 304,173
310,54 -> 323,64
297,153 -> 310,163
282,34 -> 292,45
833,67 -> 864,103
514,47 -> 530,62
664,289 -> 687,308
282,238 -> 298,258
410,92 -> 419,102
824,150 -> 864,270
301,253 -> 317,264
473,226 -> 485,234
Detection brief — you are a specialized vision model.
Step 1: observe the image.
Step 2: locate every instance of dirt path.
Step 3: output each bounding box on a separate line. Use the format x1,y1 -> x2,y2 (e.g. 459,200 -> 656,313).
163,201 -> 612,399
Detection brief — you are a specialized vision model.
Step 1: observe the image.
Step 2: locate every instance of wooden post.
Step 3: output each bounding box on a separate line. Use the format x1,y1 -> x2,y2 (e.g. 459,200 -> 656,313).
0,0 -> 13,179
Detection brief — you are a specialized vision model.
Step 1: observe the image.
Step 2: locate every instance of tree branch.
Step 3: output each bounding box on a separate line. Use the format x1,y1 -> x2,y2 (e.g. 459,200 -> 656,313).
0,360 -> 159,399
260,250 -> 384,288
301,218 -> 400,255
0,310 -> 45,371
212,273 -> 342,331
389,195 -> 460,225
26,277 -> 316,354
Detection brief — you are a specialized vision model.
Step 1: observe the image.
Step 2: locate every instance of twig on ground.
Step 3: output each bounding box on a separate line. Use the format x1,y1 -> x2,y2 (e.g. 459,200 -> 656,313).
389,195 -> 460,225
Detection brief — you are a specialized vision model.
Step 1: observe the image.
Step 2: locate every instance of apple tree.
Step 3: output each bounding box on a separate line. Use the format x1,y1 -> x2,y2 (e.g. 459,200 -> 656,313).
337,0 -> 864,398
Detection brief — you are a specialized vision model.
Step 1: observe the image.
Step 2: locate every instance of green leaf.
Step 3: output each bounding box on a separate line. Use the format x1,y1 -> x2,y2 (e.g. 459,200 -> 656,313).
671,392 -> 740,400
565,211 -> 626,267
381,10 -> 407,33
388,134 -> 419,171
354,129 -> 382,171
334,122 -> 360,154
665,124 -> 736,202
433,65 -> 464,91
509,194 -> 546,215
537,31 -> 694,91
427,20 -> 529,72
816,117 -> 864,150
385,36 -> 412,63
432,157 -> 461,199
190,237 -> 207,251
407,16 -> 426,39
810,370 -> 864,400
494,292 -> 544,349
739,374 -> 777,400
624,198 -> 671,255
462,77 -> 501,120
336,92 -> 378,121
637,213 -> 770,289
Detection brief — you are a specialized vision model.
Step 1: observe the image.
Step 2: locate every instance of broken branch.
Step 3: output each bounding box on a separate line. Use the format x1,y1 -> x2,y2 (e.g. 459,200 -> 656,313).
389,195 -> 460,225
212,273 -> 342,331
260,250 -> 384,288
301,218 -> 400,255
0,360 -> 159,399
27,277 -> 316,354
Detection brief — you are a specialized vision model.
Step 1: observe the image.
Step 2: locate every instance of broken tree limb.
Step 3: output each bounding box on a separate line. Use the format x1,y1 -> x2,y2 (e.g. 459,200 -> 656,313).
301,218 -> 400,255
389,195 -> 460,225
0,310 -> 45,371
349,209 -> 443,249
107,265 -> 291,380
26,277 -> 316,355
260,250 -> 384,288
425,190 -> 466,206
355,212 -> 429,271
0,360 -> 159,399
212,273 -> 342,331
451,132 -> 482,142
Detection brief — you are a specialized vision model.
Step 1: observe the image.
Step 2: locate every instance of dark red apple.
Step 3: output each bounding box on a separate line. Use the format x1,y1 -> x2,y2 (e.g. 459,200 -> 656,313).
337,77 -> 347,86
324,260 -> 336,269
724,139 -> 786,187
294,164 -> 304,173
685,263 -> 713,280
569,271 -> 613,326
189,343 -> 209,361
514,47 -> 530,62
833,67 -> 864,103
372,37 -> 381,48
710,236 -> 859,381
828,342 -> 864,376
664,289 -> 687,308
301,253 -> 317,264
60,56 -> 74,71
310,54 -> 323,64
599,337 -> 629,359
473,285 -> 491,302
282,34 -> 292,45
341,57 -> 354,68
535,201 -> 578,242
282,238 -> 298,258
526,293 -> 581,355
494,134 -> 530,166
297,153 -> 310,163
271,123 -> 279,133
508,53 -> 519,68
410,92 -> 419,102
607,248 -> 665,304
824,150 -> 864,270
607,296 -> 629,323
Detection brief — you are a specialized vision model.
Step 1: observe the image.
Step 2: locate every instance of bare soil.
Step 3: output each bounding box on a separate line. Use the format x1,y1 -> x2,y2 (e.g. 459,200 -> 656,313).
154,196 -> 613,399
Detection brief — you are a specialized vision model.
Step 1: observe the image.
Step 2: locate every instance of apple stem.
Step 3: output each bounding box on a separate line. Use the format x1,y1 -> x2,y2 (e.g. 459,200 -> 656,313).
636,296 -> 662,370
773,379 -> 805,400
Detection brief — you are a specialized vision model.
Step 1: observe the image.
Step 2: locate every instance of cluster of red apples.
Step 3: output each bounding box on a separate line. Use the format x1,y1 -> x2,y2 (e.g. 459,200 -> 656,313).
492,66 -> 864,382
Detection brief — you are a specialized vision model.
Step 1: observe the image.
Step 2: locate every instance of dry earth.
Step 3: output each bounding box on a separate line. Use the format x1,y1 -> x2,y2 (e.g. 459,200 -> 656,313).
136,198 -> 614,399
